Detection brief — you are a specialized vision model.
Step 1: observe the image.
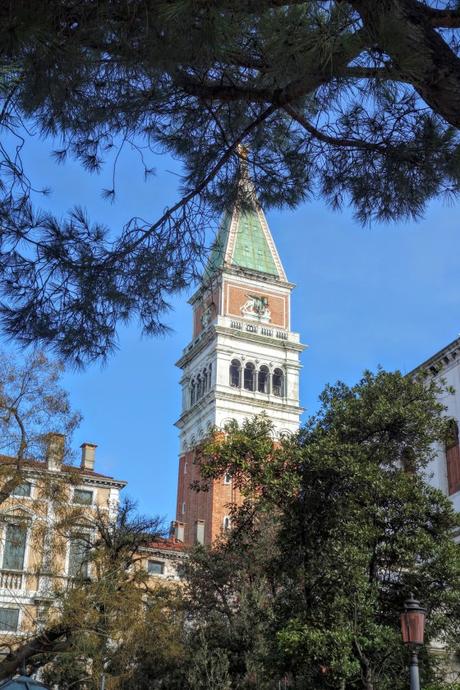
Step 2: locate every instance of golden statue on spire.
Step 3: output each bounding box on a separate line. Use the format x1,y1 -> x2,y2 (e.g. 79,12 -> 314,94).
236,143 -> 249,160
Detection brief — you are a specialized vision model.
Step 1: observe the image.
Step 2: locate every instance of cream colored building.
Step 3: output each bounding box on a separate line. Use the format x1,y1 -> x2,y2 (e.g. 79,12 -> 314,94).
137,539 -> 186,583
0,436 -> 126,639
0,433 -> 187,645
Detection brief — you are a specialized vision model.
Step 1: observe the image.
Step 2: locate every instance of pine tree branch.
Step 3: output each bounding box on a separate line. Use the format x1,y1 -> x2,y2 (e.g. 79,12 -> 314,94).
0,625 -> 71,680
283,104 -> 389,154
176,0 -> 310,7
174,74 -> 274,103
116,103 -> 277,256
344,66 -> 404,81
175,28 -> 368,106
418,4 -> 460,29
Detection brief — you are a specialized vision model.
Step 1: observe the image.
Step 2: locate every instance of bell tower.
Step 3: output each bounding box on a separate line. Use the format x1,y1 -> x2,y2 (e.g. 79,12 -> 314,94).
174,153 -> 305,546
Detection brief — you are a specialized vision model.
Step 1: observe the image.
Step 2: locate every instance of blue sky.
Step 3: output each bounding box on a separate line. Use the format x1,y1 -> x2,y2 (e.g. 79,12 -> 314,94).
10,136 -> 460,524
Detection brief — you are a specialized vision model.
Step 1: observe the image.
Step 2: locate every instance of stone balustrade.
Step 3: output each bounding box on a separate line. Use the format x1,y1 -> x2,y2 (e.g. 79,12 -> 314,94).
0,570 -> 23,590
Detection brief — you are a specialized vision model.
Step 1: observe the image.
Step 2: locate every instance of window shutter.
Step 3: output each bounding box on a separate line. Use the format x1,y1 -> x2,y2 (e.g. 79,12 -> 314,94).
73,489 -> 93,505
3,524 -> 27,570
0,607 -> 19,631
148,560 -> 164,575
446,420 -> 460,495
195,520 -> 205,545
68,537 -> 89,577
12,482 -> 31,497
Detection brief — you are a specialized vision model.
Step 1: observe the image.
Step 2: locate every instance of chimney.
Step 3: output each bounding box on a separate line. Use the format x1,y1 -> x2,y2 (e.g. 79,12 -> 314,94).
45,433 -> 65,471
80,443 -> 97,471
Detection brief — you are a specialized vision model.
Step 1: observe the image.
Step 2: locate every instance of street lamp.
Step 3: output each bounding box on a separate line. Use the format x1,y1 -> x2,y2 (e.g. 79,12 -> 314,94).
400,595 -> 426,690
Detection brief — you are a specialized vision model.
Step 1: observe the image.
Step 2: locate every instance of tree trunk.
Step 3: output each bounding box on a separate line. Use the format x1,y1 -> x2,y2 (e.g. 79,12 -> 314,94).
350,0 -> 460,128
0,625 -> 70,680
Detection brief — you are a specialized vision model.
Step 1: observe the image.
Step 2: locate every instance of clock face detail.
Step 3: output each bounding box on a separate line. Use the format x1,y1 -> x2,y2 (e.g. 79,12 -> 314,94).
240,294 -> 271,322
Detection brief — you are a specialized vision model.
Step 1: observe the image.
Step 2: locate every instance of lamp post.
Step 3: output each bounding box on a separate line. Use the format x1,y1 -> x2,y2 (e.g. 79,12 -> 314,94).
400,595 -> 426,690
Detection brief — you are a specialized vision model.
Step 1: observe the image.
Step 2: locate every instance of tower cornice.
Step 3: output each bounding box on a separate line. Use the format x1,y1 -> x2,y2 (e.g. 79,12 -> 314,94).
176,329 -> 216,369
409,336 -> 460,377
213,324 -> 306,353
175,388 -> 305,429
176,320 -> 307,370
189,266 -> 295,307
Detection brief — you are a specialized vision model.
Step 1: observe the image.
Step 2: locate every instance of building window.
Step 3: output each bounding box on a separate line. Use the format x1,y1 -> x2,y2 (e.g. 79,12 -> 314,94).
203,368 -> 208,392
0,607 -> 19,632
272,368 -> 284,397
244,362 -> 255,391
148,560 -> 164,575
258,365 -> 270,394
184,461 -> 187,475
208,363 -> 212,388
73,489 -> 93,506
175,522 -> 185,542
223,473 -> 232,485
2,524 -> 27,571
195,520 -> 205,545
11,482 -> 32,498
68,535 -> 90,578
229,359 -> 241,387
182,502 -> 186,515
446,419 -> 460,495
222,516 -> 231,531
190,380 -> 196,406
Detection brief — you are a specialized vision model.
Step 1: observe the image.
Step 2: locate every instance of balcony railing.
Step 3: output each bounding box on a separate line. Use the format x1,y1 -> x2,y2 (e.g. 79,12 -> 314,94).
0,570 -> 23,590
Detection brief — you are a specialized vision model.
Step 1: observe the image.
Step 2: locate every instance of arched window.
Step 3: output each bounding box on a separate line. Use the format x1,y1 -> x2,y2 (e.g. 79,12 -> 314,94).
223,516 -> 231,531
258,365 -> 270,394
208,363 -> 212,388
446,419 -> 460,495
244,362 -> 255,391
190,380 -> 196,406
272,368 -> 284,397
196,374 -> 202,400
203,368 -> 208,392
229,359 -> 241,387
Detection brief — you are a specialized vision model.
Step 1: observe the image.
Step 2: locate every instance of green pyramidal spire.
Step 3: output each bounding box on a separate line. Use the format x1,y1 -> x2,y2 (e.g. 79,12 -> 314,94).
205,149 -> 287,281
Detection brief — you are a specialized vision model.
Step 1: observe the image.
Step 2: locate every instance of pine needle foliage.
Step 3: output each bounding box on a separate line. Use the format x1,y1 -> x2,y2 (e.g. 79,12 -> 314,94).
1,1 -> 460,362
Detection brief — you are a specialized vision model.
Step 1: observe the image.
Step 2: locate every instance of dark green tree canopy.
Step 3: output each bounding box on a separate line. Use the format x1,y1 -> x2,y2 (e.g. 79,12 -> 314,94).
193,369 -> 460,690
2,1 -> 460,362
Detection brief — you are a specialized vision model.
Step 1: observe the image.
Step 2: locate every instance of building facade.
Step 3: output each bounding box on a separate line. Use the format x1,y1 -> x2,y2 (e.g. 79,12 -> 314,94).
174,161 -> 305,546
0,438 -> 185,643
412,337 -> 460,516
0,437 -> 126,640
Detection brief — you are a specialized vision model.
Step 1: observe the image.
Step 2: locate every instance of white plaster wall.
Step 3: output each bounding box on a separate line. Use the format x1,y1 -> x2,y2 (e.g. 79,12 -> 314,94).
425,359 -> 460,512
178,321 -> 303,451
